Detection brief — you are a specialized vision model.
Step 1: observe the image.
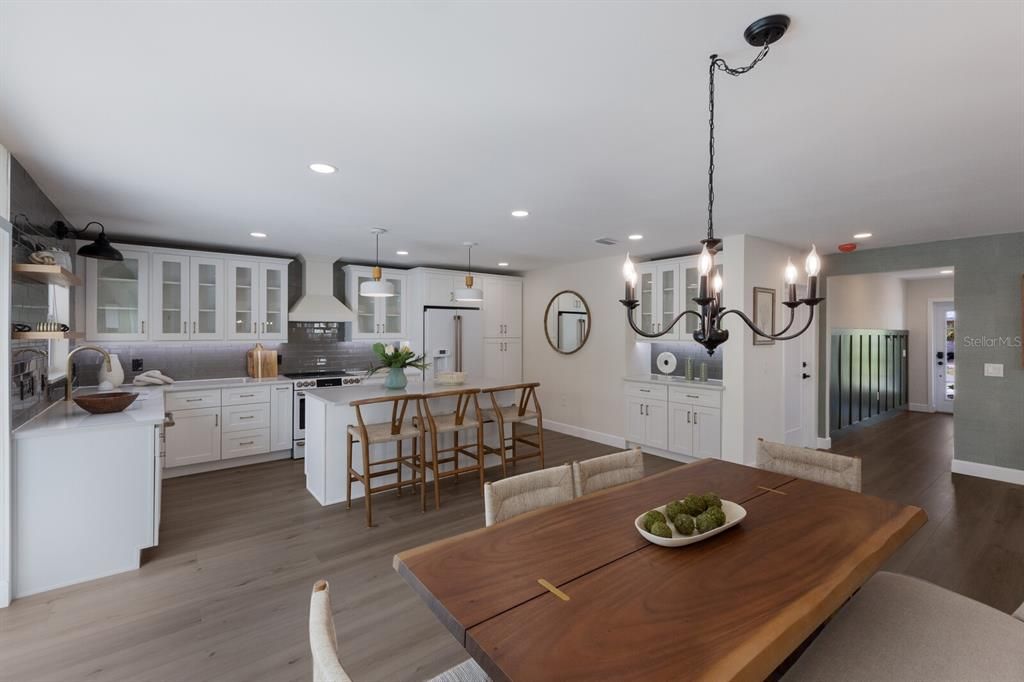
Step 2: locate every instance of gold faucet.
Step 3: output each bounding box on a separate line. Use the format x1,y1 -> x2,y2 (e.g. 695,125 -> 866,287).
66,345 -> 112,401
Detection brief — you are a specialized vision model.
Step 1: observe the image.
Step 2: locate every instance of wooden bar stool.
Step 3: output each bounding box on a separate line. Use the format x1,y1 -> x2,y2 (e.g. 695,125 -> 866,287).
416,388 -> 486,510
481,382 -> 545,476
346,394 -> 426,527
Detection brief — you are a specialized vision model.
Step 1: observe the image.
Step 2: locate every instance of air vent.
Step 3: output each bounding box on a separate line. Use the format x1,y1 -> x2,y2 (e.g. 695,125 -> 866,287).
594,237 -> 619,246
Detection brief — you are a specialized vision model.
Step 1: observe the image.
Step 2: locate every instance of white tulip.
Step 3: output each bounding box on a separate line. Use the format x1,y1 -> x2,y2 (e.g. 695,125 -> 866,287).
400,341 -> 411,352
384,344 -> 396,355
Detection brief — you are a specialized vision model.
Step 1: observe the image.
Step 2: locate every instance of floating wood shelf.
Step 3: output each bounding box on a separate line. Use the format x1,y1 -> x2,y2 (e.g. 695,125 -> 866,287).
12,263 -> 82,288
12,330 -> 84,341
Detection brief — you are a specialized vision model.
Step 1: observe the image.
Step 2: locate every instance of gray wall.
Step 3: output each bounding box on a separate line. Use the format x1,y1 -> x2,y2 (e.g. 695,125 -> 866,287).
817,232 -> 1024,472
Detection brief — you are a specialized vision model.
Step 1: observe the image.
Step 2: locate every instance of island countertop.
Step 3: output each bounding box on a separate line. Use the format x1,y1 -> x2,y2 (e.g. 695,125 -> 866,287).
304,377 -> 521,406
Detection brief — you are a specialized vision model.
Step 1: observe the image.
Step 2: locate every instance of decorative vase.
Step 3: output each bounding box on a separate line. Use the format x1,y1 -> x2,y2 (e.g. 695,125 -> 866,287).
99,353 -> 125,387
384,367 -> 408,390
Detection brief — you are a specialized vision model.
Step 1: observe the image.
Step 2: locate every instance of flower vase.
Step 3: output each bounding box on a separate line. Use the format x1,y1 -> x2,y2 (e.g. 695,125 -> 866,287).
98,353 -> 125,387
384,367 -> 408,390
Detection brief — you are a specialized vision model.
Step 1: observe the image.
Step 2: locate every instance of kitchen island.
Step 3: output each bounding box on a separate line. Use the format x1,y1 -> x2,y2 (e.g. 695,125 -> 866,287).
304,378 -> 516,506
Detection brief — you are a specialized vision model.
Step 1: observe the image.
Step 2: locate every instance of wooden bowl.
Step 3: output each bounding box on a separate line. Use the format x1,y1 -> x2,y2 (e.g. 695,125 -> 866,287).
73,391 -> 139,414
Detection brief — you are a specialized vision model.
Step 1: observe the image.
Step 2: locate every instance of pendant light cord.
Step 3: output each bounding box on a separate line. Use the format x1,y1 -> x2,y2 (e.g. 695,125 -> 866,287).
707,44 -> 771,245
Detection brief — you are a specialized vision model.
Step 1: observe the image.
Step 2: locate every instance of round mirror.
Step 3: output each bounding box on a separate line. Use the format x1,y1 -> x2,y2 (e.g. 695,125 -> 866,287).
544,290 -> 591,354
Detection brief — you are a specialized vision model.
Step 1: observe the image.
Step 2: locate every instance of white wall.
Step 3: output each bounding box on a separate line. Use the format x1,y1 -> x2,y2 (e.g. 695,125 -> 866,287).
904,277 -> 954,408
523,254 -> 636,446
720,235 -> 810,465
827,272 -> 907,330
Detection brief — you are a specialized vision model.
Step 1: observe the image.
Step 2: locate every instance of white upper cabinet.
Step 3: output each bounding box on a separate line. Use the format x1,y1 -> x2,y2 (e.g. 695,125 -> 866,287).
634,255 -> 722,342
151,253 -> 224,341
481,276 -> 522,339
86,248 -> 151,341
84,243 -> 288,343
422,271 -> 476,308
343,266 -> 407,340
226,260 -> 287,341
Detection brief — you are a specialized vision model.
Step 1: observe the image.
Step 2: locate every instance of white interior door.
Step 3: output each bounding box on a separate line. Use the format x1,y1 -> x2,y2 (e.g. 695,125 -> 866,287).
783,289 -> 818,447
931,301 -> 955,413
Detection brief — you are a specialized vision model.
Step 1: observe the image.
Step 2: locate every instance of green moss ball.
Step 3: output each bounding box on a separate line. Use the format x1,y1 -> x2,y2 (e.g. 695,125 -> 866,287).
643,510 -> 667,531
672,513 -> 695,535
695,506 -> 727,533
648,520 -> 673,538
702,492 -> 722,509
680,494 -> 707,516
665,500 -> 685,519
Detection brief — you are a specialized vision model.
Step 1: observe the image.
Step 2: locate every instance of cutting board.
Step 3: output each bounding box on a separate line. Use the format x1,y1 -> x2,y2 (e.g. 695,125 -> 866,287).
247,344 -> 278,379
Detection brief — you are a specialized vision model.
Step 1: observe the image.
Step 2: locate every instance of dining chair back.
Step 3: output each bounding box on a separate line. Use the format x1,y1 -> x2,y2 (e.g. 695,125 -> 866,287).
309,580 -> 352,682
418,387 -> 486,510
347,394 -> 425,526
572,447 -> 644,497
480,382 -> 545,477
483,463 -> 574,526
756,438 -> 861,492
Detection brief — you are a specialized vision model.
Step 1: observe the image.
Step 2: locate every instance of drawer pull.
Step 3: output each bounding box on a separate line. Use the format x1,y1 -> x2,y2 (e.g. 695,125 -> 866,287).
239,393 -> 255,398
239,440 -> 254,446
239,415 -> 254,420
639,389 -> 650,393
186,398 -> 203,402
686,394 -> 700,399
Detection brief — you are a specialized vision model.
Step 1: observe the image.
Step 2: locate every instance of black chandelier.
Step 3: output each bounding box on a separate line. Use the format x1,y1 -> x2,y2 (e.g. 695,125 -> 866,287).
619,15 -> 823,355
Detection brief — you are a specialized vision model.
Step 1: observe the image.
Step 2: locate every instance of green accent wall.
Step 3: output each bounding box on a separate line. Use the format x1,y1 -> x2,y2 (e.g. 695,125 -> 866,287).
817,232 -> 1024,472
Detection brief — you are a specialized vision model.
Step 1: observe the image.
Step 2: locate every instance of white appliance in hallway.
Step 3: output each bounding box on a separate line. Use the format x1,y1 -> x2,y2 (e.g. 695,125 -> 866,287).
423,306 -> 482,380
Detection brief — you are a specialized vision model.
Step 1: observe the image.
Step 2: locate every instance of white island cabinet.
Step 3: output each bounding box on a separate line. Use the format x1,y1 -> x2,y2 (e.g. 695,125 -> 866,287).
11,387 -> 167,598
304,376 -> 513,506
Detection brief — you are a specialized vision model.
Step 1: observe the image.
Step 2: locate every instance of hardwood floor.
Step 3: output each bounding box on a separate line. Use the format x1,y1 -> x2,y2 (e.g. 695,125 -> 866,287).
0,431 -> 675,682
831,410 -> 1024,614
1,414 -> 1021,682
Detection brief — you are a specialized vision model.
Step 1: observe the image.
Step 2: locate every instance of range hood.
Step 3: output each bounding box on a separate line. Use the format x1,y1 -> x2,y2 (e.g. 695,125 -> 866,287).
288,255 -> 355,323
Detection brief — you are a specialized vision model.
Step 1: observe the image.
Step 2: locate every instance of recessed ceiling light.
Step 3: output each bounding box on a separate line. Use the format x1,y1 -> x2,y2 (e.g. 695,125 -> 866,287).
498,262 -> 509,267
628,234 -> 644,240
396,250 -> 409,256
249,232 -> 267,238
939,269 -> 954,274
853,232 -> 872,239
309,163 -> 336,174
510,210 -> 529,218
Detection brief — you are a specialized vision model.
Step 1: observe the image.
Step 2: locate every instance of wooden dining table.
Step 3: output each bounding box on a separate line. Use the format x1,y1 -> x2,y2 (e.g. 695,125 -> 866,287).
394,458 -> 926,682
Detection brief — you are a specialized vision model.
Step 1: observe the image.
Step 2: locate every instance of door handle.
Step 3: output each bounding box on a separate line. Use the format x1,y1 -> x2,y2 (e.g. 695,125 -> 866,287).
802,373 -> 811,379
687,410 -> 691,424
645,404 -> 649,416
639,403 -> 644,416
693,412 -> 698,424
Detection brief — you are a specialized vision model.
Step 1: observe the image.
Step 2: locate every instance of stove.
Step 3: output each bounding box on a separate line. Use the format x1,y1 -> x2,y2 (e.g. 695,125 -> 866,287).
288,370 -> 368,459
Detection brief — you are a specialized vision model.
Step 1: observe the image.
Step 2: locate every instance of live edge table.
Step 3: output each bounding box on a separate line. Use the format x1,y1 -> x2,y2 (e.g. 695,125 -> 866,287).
394,459 -> 926,682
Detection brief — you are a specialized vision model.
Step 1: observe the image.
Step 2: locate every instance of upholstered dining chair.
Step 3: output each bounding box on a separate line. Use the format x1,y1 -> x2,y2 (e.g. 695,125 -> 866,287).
782,572 -> 1024,681
480,382 -> 545,477
347,394 -> 426,526
309,581 -> 352,682
756,438 -> 862,492
483,463 -> 574,526
572,447 -> 644,497
309,581 -> 489,682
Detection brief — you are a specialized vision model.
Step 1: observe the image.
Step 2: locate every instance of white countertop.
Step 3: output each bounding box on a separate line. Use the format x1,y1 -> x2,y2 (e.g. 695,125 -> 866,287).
163,376 -> 292,390
624,375 -> 725,391
13,386 -> 168,440
305,376 -> 516,406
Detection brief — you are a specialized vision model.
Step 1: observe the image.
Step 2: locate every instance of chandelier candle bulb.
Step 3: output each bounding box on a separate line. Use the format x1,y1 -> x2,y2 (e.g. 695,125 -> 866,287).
785,258 -> 798,303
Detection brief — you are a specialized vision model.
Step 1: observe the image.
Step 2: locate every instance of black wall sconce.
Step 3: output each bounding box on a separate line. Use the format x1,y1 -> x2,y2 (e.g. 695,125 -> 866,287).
52,220 -> 124,261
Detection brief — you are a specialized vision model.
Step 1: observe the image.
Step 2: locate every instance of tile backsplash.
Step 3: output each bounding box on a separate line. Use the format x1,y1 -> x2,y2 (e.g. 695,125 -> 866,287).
649,342 -> 724,381
71,323 -> 378,387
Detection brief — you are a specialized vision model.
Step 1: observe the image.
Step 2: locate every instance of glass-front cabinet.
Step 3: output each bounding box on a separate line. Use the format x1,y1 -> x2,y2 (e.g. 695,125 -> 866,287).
634,256 -> 724,343
86,248 -> 150,341
227,260 -> 287,341
151,253 -> 189,340
343,266 -> 407,340
190,257 -> 224,340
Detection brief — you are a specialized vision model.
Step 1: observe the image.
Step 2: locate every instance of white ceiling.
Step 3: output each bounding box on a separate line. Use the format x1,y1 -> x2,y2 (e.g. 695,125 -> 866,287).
0,1 -> 1021,272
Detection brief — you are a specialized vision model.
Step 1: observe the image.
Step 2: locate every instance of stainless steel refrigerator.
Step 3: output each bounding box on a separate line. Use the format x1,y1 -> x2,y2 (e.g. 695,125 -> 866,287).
422,306 -> 483,380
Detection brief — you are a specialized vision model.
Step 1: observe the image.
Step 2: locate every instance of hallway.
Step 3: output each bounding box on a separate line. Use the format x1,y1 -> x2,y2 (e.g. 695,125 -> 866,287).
831,410 -> 1024,613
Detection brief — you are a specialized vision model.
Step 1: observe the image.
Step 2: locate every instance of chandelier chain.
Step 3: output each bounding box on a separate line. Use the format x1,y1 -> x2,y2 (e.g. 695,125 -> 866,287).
707,44 -> 771,245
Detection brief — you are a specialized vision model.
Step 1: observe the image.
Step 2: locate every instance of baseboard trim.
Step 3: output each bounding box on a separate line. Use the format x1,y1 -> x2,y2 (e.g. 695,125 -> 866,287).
544,420 -> 626,449
951,459 -> 1024,486
163,450 -> 293,479
816,437 -> 832,450
908,403 -> 934,413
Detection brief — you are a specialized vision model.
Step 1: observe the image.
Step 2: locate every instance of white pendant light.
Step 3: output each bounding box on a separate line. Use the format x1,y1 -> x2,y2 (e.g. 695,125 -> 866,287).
359,228 -> 396,298
453,242 -> 483,302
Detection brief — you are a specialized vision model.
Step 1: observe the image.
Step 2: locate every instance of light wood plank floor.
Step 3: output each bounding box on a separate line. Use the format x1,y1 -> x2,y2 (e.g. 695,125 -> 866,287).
1,415 -> 1022,682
